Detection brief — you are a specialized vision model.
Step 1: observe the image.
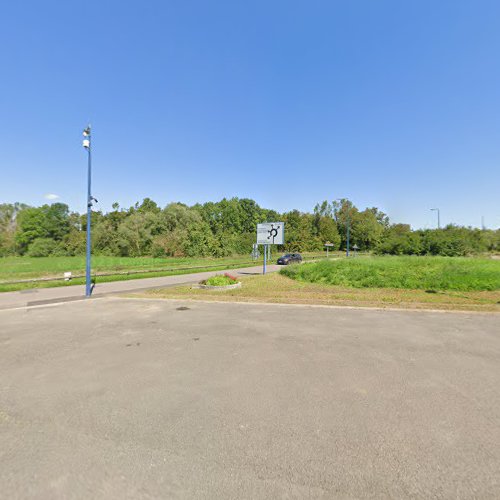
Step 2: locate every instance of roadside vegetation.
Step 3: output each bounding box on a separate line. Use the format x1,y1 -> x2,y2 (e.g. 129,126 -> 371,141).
138,273 -> 500,313
1,197 -> 498,293
1,199 -> 498,261
281,256 -> 500,292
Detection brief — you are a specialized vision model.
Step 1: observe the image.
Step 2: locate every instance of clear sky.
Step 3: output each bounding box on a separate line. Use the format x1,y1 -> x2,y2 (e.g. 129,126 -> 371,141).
1,0 -> 499,229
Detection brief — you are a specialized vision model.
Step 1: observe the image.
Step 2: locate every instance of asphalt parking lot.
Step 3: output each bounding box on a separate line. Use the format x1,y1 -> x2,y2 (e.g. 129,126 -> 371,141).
1,298 -> 499,499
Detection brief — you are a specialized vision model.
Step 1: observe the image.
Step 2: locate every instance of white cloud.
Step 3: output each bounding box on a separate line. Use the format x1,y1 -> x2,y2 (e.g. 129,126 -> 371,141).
44,193 -> 60,200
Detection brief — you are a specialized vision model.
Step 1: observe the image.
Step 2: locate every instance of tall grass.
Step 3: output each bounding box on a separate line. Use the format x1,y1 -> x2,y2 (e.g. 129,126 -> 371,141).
280,256 -> 500,291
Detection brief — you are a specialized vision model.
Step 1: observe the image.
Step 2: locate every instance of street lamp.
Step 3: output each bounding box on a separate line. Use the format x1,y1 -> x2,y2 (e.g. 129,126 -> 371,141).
430,208 -> 440,229
335,198 -> 350,257
82,125 -> 97,296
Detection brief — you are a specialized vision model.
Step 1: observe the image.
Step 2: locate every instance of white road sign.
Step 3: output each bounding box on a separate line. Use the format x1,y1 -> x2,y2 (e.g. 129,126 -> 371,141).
257,222 -> 285,245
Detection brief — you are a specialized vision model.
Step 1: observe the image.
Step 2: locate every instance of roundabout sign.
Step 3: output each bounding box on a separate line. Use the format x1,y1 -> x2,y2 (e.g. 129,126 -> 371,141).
257,222 -> 284,245
256,222 -> 285,274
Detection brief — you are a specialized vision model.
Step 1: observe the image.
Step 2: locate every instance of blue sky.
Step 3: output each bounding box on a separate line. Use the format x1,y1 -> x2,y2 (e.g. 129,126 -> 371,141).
1,0 -> 499,229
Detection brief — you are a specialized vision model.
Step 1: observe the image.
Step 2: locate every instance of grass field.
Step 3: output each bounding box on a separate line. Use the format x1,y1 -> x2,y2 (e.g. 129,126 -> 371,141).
136,273 -> 500,312
0,255 -> 257,281
280,256 -> 500,292
0,252 -> 330,293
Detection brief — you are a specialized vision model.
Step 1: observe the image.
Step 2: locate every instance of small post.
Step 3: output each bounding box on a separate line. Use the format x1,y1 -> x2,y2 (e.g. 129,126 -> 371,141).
263,244 -> 267,275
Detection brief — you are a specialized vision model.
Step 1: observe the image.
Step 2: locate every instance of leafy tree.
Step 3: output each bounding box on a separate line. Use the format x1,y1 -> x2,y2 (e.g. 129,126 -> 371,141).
61,230 -> 86,256
116,211 -> 161,256
163,203 -> 202,232
333,199 -> 358,250
316,216 -> 341,249
26,238 -> 58,257
314,200 -> 333,218
15,203 -> 71,254
0,203 -> 28,255
366,207 -> 389,228
351,209 -> 384,250
2,196 -> 497,259
137,197 -> 161,214
375,225 -> 422,255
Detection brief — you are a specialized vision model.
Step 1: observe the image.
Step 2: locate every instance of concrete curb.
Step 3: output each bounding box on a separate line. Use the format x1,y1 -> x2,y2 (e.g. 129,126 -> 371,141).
114,295 -> 500,315
194,282 -> 242,291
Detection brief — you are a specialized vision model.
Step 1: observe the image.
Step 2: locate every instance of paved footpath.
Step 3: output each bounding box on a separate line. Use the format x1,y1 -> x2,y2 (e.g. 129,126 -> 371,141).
0,264 -> 280,310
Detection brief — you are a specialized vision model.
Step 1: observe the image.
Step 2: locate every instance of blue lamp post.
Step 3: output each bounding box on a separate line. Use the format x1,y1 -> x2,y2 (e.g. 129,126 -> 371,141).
82,125 -> 96,296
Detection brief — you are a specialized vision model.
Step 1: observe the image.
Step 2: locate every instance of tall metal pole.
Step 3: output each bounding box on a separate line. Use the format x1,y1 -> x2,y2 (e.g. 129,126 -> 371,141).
431,208 -> 440,229
83,126 -> 92,297
263,244 -> 267,275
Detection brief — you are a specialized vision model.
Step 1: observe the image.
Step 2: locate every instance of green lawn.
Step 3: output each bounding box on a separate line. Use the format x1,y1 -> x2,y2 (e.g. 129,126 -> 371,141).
0,252 -> 330,292
137,272 -> 500,312
0,255 -> 255,280
280,256 -> 500,291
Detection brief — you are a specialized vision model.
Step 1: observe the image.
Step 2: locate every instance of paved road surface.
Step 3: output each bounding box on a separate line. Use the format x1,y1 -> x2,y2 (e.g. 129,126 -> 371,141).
1,298 -> 499,499
0,264 -> 279,310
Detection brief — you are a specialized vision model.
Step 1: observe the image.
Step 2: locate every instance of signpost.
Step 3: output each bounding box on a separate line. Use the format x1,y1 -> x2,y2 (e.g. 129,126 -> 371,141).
257,222 -> 285,274
257,222 -> 284,245
324,242 -> 334,258
251,243 -> 260,260
352,243 -> 359,257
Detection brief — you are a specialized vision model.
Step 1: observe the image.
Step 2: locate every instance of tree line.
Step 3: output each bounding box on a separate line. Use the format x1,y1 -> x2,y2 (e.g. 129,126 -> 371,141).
0,198 -> 498,258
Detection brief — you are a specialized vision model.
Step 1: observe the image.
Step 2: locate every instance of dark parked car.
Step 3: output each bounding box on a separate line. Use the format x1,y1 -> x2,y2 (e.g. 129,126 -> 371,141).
277,253 -> 302,265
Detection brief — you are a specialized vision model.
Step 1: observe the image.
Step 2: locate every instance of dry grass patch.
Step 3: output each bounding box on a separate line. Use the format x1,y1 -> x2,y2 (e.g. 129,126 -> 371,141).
135,273 -> 500,312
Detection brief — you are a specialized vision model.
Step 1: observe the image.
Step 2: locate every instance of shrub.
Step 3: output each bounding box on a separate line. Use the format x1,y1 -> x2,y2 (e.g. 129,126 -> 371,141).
205,275 -> 238,286
26,238 -> 58,257
280,256 -> 500,291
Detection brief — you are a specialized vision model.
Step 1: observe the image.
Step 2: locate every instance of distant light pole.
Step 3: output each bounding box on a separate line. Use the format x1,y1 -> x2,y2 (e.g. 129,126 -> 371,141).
430,208 -> 440,229
82,125 -> 97,296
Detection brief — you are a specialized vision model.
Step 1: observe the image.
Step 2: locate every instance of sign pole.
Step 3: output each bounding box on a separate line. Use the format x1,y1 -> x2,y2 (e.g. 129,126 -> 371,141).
263,244 -> 267,275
